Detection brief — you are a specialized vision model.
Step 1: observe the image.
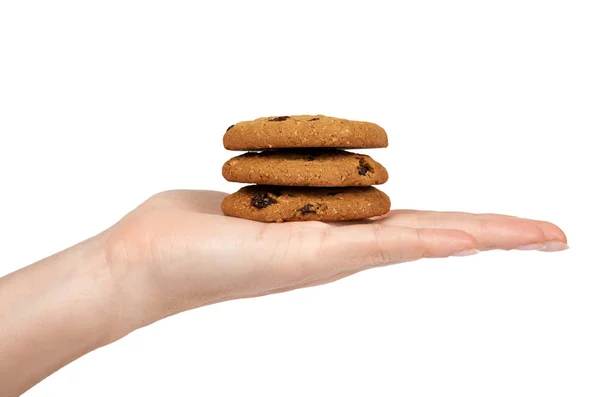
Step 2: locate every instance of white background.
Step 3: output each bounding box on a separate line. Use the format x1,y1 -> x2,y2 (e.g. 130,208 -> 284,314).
1,1 -> 599,396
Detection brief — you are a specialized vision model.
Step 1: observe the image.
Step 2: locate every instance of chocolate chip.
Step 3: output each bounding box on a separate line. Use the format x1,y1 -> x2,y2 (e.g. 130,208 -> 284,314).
308,117 -> 320,121
358,166 -> 369,176
327,192 -> 339,196
269,116 -> 290,122
251,193 -> 277,209
298,204 -> 317,215
226,124 -> 235,132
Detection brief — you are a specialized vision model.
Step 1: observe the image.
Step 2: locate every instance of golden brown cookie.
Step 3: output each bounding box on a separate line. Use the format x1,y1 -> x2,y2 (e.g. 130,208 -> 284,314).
221,185 -> 391,223
223,115 -> 388,150
222,149 -> 388,187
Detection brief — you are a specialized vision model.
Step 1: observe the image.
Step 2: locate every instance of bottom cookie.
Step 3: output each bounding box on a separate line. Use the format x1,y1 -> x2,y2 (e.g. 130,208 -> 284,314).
221,185 -> 391,223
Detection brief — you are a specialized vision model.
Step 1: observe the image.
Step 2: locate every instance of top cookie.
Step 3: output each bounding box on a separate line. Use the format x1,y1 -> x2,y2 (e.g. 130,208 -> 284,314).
223,115 -> 388,150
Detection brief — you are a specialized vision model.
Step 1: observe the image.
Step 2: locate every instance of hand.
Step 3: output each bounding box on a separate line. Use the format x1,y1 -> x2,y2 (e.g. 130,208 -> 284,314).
0,189 -> 568,395
103,190 -> 568,339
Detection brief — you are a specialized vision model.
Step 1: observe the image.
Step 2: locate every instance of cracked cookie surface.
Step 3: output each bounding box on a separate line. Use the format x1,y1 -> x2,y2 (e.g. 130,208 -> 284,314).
221,185 -> 390,223
223,115 -> 388,150
222,149 -> 388,187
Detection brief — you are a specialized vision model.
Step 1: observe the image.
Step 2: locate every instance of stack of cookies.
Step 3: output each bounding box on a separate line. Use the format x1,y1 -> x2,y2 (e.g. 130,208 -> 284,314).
221,115 -> 390,223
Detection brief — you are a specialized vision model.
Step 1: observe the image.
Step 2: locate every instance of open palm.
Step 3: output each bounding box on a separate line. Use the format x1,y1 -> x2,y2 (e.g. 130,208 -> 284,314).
105,190 -> 567,327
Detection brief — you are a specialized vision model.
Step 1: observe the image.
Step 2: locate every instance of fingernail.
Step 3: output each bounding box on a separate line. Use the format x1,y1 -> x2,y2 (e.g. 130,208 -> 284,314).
451,249 -> 480,257
516,243 -> 546,251
540,241 -> 569,252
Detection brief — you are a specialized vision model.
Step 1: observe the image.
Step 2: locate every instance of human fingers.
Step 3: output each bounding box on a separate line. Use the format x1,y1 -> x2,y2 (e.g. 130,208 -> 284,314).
378,210 -> 567,251
275,223 -> 477,285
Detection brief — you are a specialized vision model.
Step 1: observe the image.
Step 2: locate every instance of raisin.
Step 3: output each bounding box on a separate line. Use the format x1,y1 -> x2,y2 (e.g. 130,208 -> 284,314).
298,204 -> 317,215
308,117 -> 320,121
251,193 -> 277,209
357,158 -> 373,176
269,116 -> 290,122
226,124 -> 235,132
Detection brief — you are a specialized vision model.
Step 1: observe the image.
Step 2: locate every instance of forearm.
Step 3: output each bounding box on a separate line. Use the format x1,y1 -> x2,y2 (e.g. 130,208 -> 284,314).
0,234 -> 119,396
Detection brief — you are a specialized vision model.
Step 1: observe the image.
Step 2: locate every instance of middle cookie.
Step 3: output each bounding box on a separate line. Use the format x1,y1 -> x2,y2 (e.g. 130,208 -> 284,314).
222,149 -> 389,187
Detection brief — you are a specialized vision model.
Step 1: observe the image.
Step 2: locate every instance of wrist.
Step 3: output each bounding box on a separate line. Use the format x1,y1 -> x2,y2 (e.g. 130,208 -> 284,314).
62,234 -> 127,348
101,228 -> 173,340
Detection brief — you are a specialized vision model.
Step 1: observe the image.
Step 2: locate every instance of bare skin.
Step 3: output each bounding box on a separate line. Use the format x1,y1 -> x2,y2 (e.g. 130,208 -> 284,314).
0,190 -> 568,396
